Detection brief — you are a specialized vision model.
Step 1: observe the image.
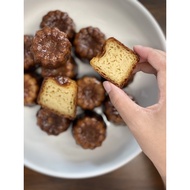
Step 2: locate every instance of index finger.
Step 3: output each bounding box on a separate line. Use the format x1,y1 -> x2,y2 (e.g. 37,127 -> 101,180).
133,45 -> 166,72
134,45 -> 166,104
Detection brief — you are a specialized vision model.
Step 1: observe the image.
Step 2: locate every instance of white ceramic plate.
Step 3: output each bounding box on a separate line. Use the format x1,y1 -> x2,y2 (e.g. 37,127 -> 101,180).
24,0 -> 165,179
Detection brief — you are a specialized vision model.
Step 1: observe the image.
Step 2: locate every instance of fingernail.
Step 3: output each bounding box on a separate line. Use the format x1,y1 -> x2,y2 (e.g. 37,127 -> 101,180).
103,81 -> 111,93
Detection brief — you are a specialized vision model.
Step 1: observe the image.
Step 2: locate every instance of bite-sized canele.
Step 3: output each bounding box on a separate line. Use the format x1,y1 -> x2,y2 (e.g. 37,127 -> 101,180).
72,111 -> 107,149
36,107 -> 71,135
73,26 -> 106,61
24,35 -> 39,71
24,73 -> 40,106
40,10 -> 76,42
77,76 -> 105,110
31,26 -> 71,69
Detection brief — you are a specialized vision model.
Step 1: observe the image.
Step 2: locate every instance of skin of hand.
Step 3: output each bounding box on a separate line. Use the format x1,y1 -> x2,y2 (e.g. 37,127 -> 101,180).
103,45 -> 166,184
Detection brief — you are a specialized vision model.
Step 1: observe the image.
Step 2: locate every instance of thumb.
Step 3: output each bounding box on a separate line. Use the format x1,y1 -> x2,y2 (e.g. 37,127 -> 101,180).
103,81 -> 142,126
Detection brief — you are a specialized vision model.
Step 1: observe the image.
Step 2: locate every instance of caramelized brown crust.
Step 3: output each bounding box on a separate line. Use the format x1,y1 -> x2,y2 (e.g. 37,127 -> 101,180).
24,35 -> 38,71
37,108 -> 71,135
72,111 -> 106,149
31,26 -> 71,68
73,26 -> 106,60
40,10 -> 76,41
77,76 -> 105,110
24,73 -> 39,106
41,56 -> 78,79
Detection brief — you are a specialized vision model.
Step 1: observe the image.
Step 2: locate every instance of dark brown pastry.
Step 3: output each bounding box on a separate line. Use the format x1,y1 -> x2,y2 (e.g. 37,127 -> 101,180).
31,26 -> 71,68
73,26 -> 106,61
40,10 -> 76,42
72,111 -> 106,149
41,56 -> 78,79
24,73 -> 39,106
77,76 -> 105,110
36,108 -> 71,135
103,95 -> 125,125
24,35 -> 38,71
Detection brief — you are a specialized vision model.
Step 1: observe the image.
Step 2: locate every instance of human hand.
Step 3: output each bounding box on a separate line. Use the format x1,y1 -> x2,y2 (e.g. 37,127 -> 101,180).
103,45 -> 166,184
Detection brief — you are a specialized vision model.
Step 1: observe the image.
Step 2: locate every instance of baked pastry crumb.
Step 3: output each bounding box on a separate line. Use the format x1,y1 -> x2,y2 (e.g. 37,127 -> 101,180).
37,76 -> 77,119
90,37 -> 140,88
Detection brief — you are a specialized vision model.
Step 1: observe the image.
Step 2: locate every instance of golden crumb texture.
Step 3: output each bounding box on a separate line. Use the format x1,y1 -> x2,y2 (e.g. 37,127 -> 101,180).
90,37 -> 140,88
37,76 -> 78,119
